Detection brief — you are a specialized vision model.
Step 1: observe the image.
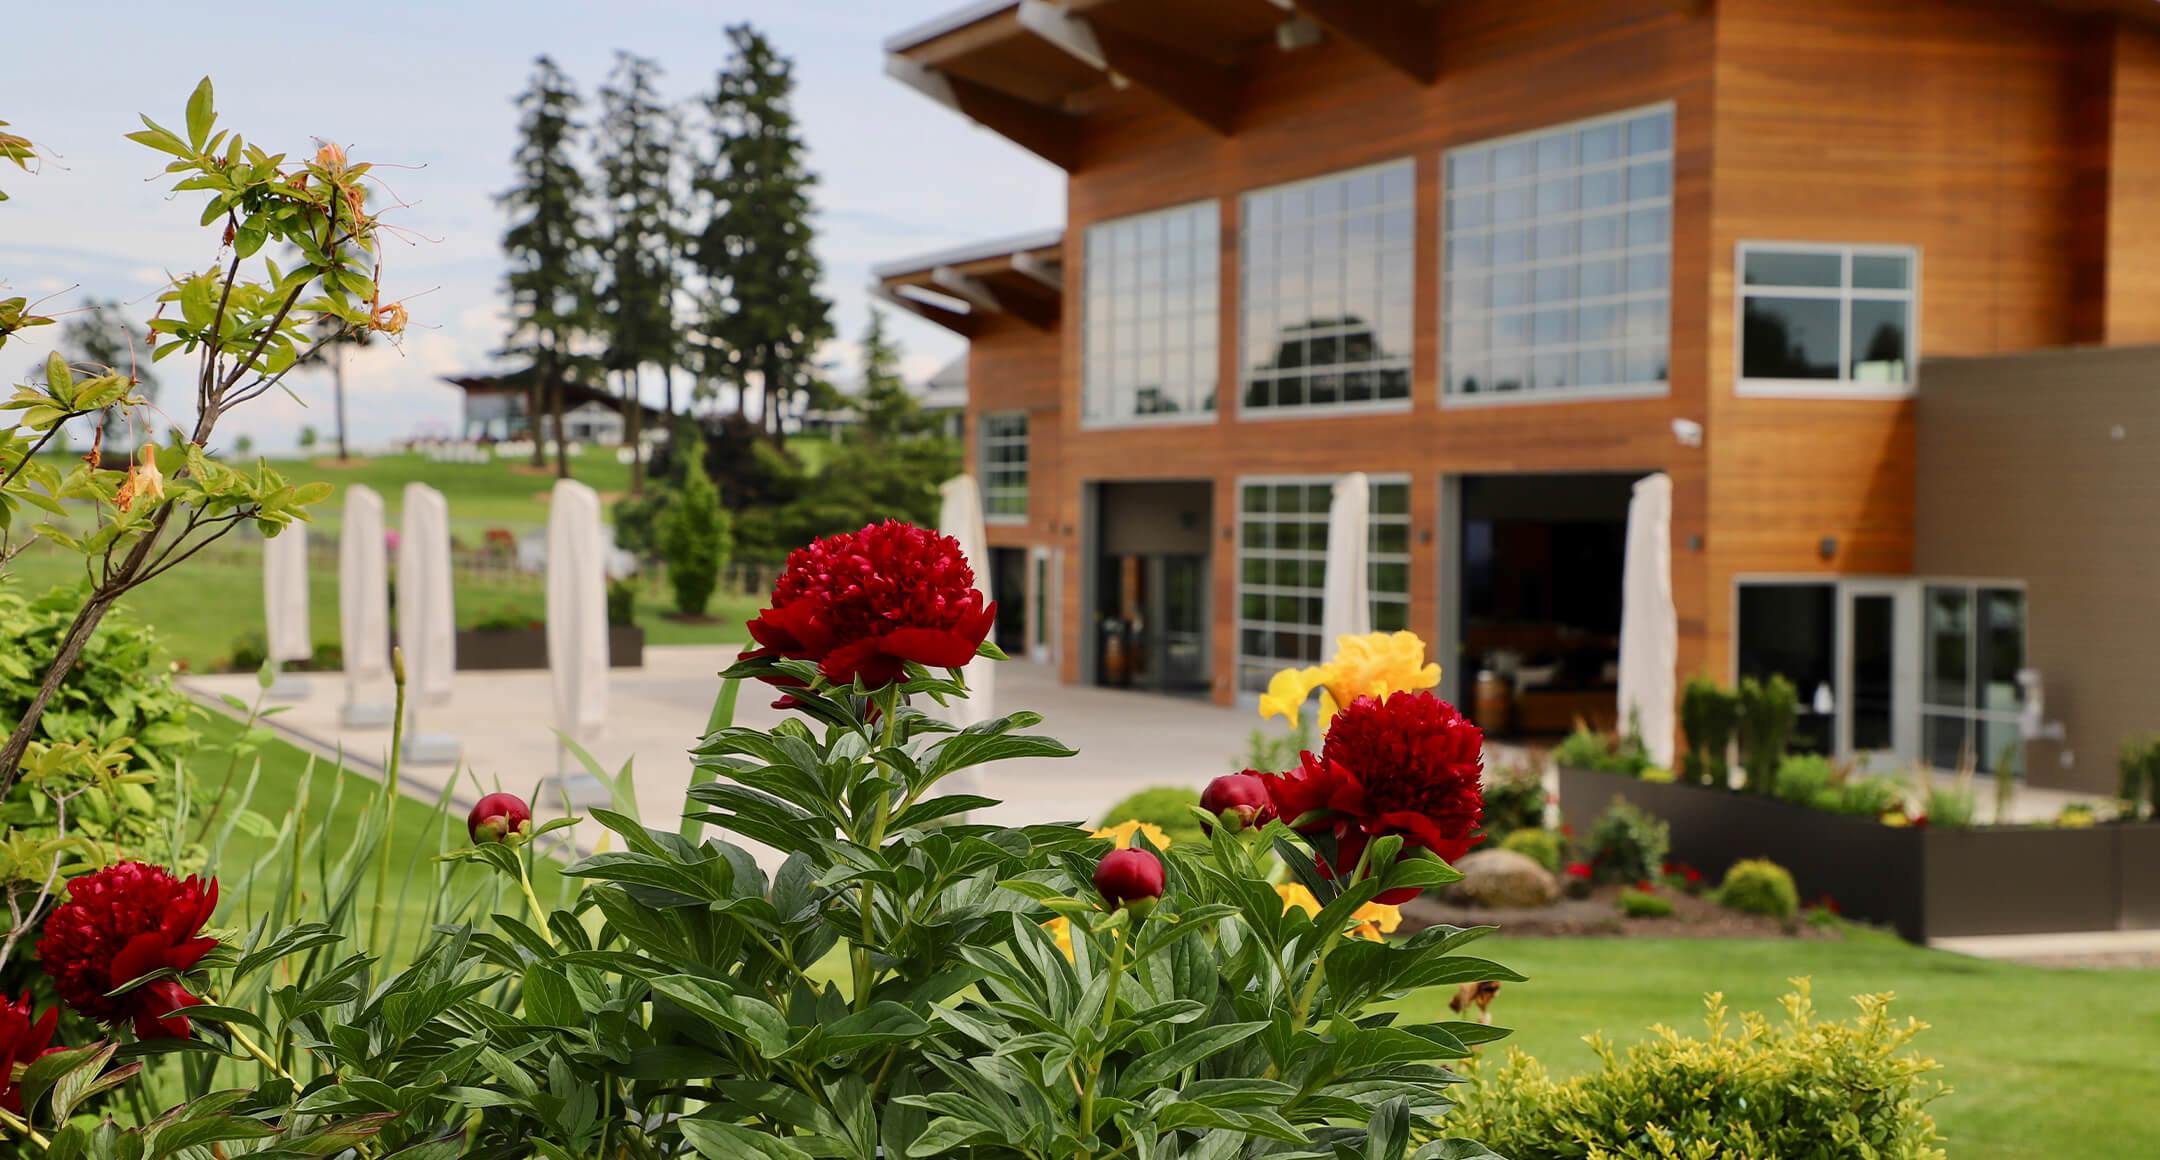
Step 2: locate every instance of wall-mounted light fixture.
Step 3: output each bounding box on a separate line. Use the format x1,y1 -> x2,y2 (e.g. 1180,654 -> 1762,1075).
1818,536 -> 1837,561
1671,417 -> 1703,448
1687,533 -> 1703,552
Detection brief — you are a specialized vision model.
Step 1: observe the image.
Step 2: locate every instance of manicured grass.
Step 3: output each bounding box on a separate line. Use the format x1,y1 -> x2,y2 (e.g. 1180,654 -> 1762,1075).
1387,931 -> 2160,1160
268,450 -> 635,533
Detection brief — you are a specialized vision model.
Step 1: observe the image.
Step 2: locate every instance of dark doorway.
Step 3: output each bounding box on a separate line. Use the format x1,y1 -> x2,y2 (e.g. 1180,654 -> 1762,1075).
1091,481 -> 1212,695
1736,583 -> 1835,755
1457,473 -> 1639,738
989,547 -> 1028,656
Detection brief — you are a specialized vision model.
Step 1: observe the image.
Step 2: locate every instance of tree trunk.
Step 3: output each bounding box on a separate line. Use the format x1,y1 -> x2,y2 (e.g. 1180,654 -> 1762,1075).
528,356 -> 547,468
332,343 -> 350,461
625,365 -> 644,494
662,361 -> 675,421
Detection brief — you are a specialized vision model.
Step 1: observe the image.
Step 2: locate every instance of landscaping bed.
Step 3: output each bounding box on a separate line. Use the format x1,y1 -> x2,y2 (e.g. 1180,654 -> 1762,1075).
1558,764 -> 2160,941
1400,883 -> 1840,941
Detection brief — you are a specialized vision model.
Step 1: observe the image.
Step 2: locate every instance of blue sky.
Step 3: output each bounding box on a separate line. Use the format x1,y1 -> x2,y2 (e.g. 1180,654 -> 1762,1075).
1,0 -> 1060,453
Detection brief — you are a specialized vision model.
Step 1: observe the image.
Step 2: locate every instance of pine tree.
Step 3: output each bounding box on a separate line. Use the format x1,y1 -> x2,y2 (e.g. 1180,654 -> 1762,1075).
853,306 -> 935,445
499,55 -> 596,478
597,51 -> 681,495
690,24 -> 832,441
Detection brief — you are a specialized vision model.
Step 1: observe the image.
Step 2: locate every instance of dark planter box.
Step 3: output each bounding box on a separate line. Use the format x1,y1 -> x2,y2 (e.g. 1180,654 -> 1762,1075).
1557,766 -> 2160,942
454,625 -> 645,671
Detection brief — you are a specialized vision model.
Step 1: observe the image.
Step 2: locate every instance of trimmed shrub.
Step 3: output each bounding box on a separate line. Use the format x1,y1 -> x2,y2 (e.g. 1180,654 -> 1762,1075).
1926,785 -> 1976,828
1453,983 -> 1947,1160
1679,674 -> 1739,787
1773,753 -> 1838,806
1616,887 -> 1674,918
606,578 -> 637,628
1500,827 -> 1566,873
1097,786 -> 1205,847
1735,673 -> 1796,795
1480,762 -> 1548,840
1587,797 -> 1669,886
1837,776 -> 1905,819
658,439 -> 733,618
2118,734 -> 2160,821
1552,725 -> 1651,777
1718,857 -> 1800,919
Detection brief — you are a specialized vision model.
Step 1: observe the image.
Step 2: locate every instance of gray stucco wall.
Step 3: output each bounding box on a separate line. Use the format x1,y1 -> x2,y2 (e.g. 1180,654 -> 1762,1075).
1916,344 -> 2160,793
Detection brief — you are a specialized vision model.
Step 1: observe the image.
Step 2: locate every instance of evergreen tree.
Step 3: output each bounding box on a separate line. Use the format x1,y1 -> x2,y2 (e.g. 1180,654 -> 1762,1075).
499,55 -> 596,478
690,24 -> 832,441
596,51 -> 681,494
852,306 -> 936,444
657,430 -> 731,618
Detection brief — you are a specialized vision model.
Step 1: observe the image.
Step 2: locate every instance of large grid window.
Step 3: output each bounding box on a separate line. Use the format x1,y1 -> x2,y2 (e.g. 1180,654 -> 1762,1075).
1082,201 -> 1219,425
979,412 -> 1028,521
1922,585 -> 2025,776
1241,162 -> 1415,413
1236,477 -> 1412,693
1444,105 -> 1673,402
1739,243 -> 1916,395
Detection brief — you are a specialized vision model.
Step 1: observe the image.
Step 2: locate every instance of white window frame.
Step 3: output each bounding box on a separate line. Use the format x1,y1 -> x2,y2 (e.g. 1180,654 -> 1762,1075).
1236,158 -> 1418,421
978,410 -> 1029,525
1734,240 -> 1920,400
1917,580 -> 2028,777
1080,199 -> 1221,430
1441,101 -> 1676,409
1234,473 -> 1413,694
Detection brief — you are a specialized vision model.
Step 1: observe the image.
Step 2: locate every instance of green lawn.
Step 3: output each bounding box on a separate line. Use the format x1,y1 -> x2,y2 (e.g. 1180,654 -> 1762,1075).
266,450 -> 635,533
1389,932 -> 2160,1160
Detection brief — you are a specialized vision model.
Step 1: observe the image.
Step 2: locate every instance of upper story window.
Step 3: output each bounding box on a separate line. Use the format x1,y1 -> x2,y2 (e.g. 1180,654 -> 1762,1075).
1444,104 -> 1673,403
1240,161 -> 1415,415
1738,243 -> 1916,396
1082,202 -> 1219,426
979,411 -> 1028,522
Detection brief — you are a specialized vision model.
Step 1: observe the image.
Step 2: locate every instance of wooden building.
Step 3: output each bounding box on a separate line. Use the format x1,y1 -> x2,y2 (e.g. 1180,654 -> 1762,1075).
874,0 -> 2160,791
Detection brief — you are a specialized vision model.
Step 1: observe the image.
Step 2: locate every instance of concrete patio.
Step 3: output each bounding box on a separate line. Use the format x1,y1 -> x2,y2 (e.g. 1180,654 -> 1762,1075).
184,645 -> 1269,865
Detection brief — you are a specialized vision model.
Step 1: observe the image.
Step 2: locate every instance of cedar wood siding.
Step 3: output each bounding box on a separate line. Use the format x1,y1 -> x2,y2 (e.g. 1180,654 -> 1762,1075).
1058,0 -> 1715,701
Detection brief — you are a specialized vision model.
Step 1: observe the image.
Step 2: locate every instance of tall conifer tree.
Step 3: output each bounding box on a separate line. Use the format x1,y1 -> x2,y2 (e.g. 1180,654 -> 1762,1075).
499,55 -> 595,478
597,51 -> 680,493
689,24 -> 832,440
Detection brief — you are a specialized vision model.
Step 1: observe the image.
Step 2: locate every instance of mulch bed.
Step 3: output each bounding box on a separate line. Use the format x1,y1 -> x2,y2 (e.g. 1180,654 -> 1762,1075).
1398,884 -> 1840,941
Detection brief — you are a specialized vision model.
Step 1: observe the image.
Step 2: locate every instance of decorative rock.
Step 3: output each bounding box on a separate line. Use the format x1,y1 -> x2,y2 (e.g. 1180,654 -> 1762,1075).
1438,848 -> 1562,909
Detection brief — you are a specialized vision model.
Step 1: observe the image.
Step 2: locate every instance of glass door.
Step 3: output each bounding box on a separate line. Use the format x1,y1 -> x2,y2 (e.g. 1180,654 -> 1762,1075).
1155,554 -> 1210,691
1838,581 -> 1918,770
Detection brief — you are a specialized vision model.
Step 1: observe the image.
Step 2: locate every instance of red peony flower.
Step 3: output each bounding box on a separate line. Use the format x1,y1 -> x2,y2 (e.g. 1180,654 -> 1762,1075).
1199,773 -> 1275,833
38,862 -> 218,1040
1092,848 -> 1165,910
0,991 -> 61,1113
743,521 -> 997,706
468,792 -> 533,844
1260,692 -> 1484,903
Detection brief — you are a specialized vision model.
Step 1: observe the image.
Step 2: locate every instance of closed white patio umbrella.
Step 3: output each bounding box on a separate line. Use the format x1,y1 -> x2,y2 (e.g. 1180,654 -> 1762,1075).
396,482 -> 460,764
1617,471 -> 1678,768
338,485 -> 394,727
1321,471 -> 1372,649
546,478 -> 610,752
261,518 -> 312,700
936,474 -> 995,729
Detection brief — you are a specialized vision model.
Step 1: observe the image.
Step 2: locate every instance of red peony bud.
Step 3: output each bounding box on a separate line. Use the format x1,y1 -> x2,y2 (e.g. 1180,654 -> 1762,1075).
1092,848 -> 1165,911
1200,773 -> 1275,833
468,793 -> 533,845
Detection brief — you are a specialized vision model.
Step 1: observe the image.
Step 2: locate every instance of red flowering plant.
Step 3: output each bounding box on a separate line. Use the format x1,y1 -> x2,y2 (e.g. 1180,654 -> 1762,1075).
1259,691 -> 1487,905
738,520 -> 1002,711
36,863 -> 219,1041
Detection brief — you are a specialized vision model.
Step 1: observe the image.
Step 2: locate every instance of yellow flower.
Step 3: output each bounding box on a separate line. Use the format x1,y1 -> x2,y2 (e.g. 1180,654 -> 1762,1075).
1275,882 -> 1402,942
1043,915 -> 1074,960
1259,631 -> 1440,727
1091,819 -> 1172,850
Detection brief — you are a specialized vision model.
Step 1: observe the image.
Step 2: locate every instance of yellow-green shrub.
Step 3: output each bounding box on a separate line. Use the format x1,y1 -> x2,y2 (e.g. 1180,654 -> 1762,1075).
1718,857 -> 1799,919
1097,785 -> 1205,846
1452,982 -> 1947,1160
1617,886 -> 1674,918
1500,827 -> 1566,872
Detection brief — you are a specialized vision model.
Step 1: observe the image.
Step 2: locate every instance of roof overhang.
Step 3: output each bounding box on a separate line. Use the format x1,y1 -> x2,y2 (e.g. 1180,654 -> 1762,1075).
889,0 -> 2160,170
875,230 -> 1066,337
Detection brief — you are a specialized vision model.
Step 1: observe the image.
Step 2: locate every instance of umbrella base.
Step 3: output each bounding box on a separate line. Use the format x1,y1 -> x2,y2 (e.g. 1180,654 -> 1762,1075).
265,674 -> 313,702
538,772 -> 613,810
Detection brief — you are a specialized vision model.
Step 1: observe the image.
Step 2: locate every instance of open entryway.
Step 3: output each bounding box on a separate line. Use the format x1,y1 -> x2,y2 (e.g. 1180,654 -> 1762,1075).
1449,472 -> 1642,739
1086,481 -> 1212,696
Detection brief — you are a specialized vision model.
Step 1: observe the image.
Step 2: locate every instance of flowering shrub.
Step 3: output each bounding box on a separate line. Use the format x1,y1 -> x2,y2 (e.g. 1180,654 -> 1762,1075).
1586,797 -> 1670,886
0,522 -> 1518,1159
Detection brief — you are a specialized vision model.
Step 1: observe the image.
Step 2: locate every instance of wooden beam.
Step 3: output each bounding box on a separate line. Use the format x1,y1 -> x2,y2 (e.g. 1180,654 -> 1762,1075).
933,266 -> 1058,331
886,55 -> 1082,170
1009,250 -> 1064,293
1291,0 -> 1438,85
873,283 -> 979,338
1016,1 -> 1239,136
